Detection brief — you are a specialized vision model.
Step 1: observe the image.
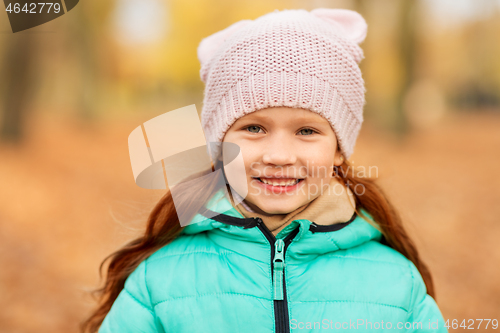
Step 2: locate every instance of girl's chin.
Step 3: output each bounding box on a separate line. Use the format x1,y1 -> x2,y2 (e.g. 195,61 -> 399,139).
246,197 -> 303,215
263,208 -> 297,215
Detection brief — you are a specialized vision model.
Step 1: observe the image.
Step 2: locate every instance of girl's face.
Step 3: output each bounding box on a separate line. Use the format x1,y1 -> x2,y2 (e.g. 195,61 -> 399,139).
222,107 -> 344,215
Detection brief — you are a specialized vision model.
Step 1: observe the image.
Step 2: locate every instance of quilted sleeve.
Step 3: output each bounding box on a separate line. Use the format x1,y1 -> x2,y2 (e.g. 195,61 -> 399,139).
98,260 -> 160,333
406,261 -> 448,333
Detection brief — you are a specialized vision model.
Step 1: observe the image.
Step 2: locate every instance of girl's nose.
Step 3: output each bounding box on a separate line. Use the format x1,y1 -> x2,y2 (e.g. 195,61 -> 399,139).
261,139 -> 297,166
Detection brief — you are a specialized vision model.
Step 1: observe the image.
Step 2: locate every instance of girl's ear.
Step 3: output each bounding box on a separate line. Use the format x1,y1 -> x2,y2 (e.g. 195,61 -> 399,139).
310,8 -> 367,45
333,145 -> 344,166
198,20 -> 252,82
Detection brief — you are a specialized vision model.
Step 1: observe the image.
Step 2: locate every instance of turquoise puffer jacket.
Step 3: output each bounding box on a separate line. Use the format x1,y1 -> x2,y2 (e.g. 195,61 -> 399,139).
99,189 -> 447,332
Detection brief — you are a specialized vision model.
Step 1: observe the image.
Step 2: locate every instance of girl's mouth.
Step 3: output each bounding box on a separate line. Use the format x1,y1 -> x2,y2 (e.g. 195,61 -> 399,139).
252,177 -> 305,193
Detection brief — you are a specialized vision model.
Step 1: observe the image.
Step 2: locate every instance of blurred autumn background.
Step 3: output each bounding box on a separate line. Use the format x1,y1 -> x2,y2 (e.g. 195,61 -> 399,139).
0,0 -> 499,332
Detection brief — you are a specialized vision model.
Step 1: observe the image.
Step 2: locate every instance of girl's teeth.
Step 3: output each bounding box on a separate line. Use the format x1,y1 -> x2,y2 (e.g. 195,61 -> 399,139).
260,178 -> 299,186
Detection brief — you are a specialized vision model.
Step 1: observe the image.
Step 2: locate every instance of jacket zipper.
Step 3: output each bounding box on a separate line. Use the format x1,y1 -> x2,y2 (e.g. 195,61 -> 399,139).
254,217 -> 300,333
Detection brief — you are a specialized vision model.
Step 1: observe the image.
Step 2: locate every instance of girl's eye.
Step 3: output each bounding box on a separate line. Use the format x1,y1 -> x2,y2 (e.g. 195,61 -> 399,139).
244,126 -> 316,135
246,125 -> 262,133
298,128 -> 316,135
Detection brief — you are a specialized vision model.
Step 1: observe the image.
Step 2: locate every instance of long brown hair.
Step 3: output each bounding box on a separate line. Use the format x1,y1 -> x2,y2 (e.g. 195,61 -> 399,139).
80,157 -> 435,332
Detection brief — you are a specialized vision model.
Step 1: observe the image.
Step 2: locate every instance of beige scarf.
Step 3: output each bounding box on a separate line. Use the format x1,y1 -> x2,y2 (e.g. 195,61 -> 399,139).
230,177 -> 357,236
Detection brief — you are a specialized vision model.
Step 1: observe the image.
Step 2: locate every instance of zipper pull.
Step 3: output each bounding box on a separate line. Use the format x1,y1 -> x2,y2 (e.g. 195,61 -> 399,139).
273,238 -> 285,300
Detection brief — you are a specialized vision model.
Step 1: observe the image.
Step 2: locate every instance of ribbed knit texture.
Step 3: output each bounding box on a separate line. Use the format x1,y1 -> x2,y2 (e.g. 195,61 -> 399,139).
197,8 -> 367,160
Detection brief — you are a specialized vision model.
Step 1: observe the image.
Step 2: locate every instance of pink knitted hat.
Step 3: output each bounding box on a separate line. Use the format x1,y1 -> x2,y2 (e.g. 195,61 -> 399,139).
197,8 -> 367,160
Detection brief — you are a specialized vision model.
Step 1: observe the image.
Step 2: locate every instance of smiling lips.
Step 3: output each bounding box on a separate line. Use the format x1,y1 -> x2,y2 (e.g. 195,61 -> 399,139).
253,177 -> 304,187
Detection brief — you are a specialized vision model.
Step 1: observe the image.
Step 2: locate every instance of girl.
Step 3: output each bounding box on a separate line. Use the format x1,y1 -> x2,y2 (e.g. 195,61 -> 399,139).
82,8 -> 448,333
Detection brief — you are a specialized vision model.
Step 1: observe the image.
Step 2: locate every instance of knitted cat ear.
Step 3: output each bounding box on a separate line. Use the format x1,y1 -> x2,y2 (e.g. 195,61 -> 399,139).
310,8 -> 367,45
197,20 -> 252,71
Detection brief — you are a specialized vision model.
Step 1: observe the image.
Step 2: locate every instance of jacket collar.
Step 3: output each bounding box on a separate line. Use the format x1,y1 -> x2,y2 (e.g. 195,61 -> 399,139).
181,188 -> 384,261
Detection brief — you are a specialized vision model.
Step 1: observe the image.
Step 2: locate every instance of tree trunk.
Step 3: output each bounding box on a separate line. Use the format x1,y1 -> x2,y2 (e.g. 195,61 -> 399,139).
395,0 -> 417,136
0,33 -> 36,143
